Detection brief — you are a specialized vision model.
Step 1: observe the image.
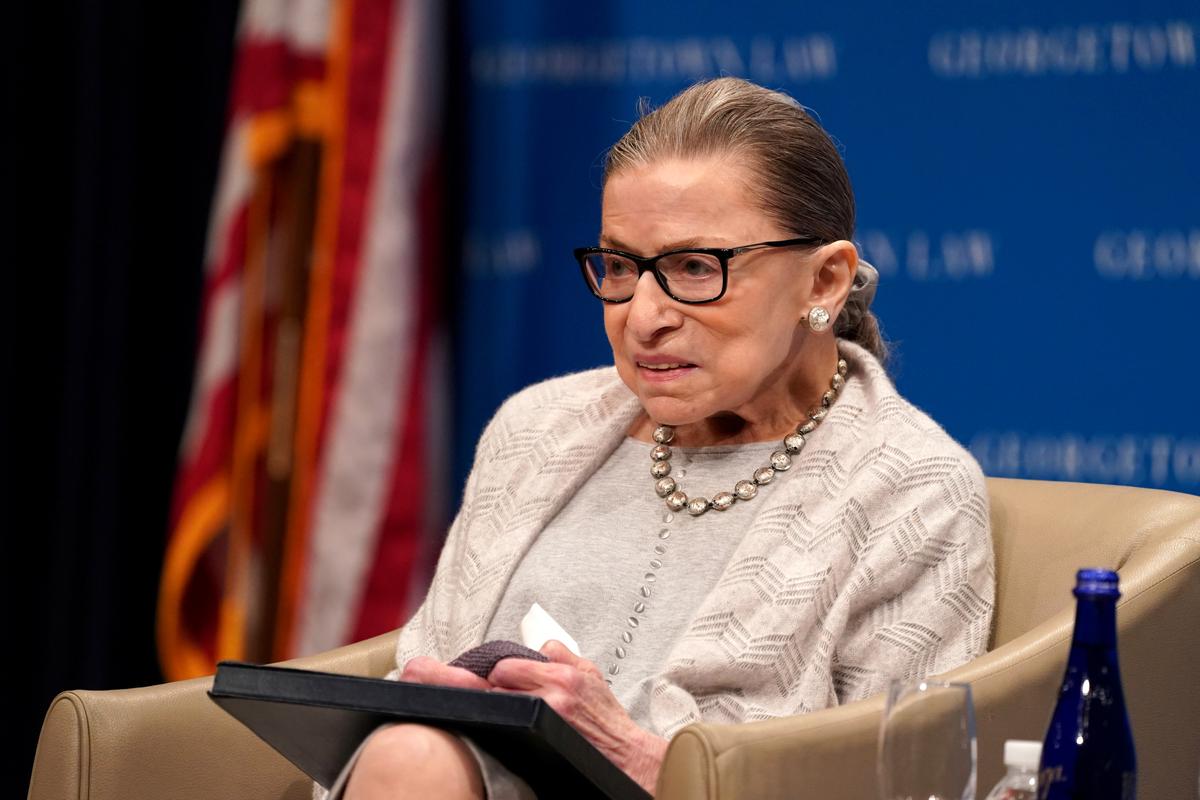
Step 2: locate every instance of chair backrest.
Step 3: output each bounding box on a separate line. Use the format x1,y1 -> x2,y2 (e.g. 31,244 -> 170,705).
985,477 -> 1200,647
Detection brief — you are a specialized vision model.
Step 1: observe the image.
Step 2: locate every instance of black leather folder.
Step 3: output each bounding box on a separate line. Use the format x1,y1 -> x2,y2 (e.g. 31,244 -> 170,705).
209,661 -> 651,799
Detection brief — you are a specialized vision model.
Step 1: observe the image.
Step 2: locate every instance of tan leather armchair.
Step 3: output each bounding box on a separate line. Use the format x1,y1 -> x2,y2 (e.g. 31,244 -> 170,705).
27,478 -> 1200,800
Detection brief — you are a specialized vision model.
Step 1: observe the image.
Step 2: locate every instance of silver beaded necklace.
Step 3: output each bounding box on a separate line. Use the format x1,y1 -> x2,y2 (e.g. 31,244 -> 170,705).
649,358 -> 848,516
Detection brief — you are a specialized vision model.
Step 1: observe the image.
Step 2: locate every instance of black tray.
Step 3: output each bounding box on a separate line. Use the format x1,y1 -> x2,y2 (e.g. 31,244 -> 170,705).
209,661 -> 651,799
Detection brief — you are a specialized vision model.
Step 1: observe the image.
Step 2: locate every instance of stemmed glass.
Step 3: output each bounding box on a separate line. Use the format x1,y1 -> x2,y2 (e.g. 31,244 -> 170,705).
877,680 -> 977,800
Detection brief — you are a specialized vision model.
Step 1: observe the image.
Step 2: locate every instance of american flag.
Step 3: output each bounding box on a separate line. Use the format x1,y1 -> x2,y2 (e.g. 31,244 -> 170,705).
158,0 -> 445,679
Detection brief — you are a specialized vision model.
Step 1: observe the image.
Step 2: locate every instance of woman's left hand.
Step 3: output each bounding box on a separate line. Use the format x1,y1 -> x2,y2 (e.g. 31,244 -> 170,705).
399,655 -> 493,690
487,640 -> 669,794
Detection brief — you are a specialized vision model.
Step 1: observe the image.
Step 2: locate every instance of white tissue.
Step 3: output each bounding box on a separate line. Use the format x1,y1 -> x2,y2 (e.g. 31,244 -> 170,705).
519,602 -> 581,656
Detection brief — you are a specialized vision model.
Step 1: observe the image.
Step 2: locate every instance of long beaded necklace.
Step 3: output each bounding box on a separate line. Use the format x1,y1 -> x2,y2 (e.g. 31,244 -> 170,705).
649,358 -> 848,516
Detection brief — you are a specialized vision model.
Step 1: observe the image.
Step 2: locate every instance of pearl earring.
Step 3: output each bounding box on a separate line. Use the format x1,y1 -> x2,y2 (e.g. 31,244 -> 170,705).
807,306 -> 831,332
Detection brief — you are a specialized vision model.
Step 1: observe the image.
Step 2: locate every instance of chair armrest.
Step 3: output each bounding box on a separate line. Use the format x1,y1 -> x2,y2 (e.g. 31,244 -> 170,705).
27,677 -> 313,800
656,536 -> 1200,800
26,630 -> 399,800
656,617 -> 1074,800
658,693 -> 886,800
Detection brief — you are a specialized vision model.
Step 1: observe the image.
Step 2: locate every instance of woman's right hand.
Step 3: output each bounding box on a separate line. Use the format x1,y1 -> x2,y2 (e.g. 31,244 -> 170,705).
399,656 -> 492,690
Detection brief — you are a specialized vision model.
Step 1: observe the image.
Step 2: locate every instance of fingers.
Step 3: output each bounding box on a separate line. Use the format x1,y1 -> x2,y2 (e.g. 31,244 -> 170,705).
539,639 -> 581,665
490,657 -> 640,761
399,656 -> 441,682
488,657 -> 571,692
540,641 -> 606,680
396,647 -> 603,698
488,654 -> 607,703
400,656 -> 491,690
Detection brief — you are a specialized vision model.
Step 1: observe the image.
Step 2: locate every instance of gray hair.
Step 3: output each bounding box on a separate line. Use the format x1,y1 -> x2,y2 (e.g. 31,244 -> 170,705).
603,77 -> 887,364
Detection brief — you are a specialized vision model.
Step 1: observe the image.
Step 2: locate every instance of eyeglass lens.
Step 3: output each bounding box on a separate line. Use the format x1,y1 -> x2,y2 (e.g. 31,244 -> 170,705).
582,252 -> 723,302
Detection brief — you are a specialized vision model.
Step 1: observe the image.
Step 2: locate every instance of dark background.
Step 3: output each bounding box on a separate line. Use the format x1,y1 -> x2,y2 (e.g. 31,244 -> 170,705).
6,0 -> 240,784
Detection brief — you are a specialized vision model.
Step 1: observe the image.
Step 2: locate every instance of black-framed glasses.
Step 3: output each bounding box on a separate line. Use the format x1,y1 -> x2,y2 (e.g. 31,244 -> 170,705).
573,236 -> 822,304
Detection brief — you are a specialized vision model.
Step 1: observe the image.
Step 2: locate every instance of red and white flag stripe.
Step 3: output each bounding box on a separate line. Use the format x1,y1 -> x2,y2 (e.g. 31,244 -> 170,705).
291,0 -> 443,656
160,0 -> 443,680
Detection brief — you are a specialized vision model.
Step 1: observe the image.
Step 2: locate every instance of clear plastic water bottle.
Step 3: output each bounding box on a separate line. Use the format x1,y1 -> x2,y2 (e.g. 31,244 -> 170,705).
983,740 -> 1041,800
1038,568 -> 1136,799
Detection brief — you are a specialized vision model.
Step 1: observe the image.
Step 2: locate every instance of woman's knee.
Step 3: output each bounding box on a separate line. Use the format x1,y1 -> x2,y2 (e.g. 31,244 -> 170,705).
346,724 -> 483,799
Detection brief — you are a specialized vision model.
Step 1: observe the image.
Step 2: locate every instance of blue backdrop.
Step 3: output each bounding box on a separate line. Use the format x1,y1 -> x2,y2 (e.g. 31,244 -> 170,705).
455,1 -> 1200,495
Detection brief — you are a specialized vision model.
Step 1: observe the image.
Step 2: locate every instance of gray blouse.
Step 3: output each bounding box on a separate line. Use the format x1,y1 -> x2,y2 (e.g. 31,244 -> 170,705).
484,436 -> 786,711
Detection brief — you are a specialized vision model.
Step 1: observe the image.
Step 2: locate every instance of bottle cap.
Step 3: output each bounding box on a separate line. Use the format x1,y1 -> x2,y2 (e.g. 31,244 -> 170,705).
1004,740 -> 1042,769
1074,568 -> 1120,598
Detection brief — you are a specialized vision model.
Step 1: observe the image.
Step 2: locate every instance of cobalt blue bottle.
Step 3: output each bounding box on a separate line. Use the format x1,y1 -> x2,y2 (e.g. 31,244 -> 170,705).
1038,569 -> 1136,799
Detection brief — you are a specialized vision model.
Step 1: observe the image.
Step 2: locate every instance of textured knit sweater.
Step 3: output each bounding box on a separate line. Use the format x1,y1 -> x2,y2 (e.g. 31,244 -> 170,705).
484,437 -> 794,709
386,340 -> 995,738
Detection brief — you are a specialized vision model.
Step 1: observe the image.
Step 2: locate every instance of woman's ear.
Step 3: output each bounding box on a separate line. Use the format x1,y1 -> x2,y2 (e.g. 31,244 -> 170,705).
808,240 -> 858,321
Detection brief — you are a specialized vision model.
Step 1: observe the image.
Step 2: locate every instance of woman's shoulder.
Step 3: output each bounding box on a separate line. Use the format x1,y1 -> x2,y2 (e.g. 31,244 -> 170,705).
465,367 -> 639,479
830,343 -> 991,553
837,341 -> 984,481
494,365 -> 628,415
477,366 -> 637,442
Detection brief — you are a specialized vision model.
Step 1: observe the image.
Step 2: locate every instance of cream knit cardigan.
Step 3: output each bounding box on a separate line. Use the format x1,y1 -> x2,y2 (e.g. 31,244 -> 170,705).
389,341 -> 994,738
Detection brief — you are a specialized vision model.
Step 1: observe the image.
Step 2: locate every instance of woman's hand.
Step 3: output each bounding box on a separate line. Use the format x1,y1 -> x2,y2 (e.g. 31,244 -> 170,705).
487,641 -> 669,794
399,655 -> 492,691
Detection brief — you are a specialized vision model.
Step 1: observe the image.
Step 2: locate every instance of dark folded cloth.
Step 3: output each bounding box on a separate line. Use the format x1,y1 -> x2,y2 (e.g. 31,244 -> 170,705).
449,640 -> 549,679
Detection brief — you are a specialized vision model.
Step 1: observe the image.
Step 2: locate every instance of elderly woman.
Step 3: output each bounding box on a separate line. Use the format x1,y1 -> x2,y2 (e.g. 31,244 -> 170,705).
331,77 -> 994,799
